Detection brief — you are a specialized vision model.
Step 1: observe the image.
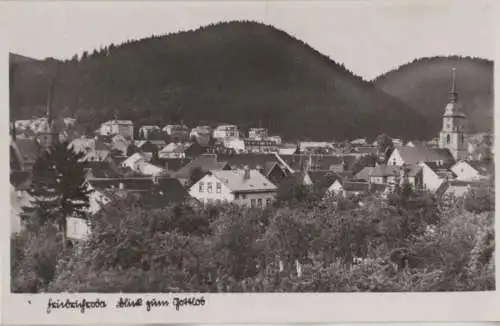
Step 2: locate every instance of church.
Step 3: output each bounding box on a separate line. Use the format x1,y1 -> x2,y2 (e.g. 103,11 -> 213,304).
438,67 -> 468,161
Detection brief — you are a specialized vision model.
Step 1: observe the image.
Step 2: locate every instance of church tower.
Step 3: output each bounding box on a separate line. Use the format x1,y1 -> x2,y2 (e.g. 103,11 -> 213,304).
38,78 -> 59,150
439,67 -> 468,161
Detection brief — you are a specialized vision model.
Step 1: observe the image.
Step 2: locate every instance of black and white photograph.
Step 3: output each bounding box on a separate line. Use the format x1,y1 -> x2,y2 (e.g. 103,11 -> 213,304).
2,0 -> 498,323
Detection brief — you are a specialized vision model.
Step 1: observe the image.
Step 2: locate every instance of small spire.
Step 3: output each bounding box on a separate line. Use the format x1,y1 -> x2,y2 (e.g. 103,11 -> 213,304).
450,67 -> 458,103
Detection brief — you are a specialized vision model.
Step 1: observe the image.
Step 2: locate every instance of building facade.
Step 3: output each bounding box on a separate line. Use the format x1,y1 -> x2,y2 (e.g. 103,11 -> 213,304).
438,68 -> 468,161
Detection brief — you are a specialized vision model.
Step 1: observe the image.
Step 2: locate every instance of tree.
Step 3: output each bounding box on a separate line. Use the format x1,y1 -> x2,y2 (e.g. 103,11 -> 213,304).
126,144 -> 137,156
21,140 -> 91,246
188,167 -> 205,187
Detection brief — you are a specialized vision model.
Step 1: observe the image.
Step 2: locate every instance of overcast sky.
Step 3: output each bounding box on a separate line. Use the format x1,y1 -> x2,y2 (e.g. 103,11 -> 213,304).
3,0 -> 495,80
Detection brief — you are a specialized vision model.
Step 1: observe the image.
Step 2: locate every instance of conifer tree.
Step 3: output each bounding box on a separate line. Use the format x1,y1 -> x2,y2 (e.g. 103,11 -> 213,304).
21,140 -> 91,245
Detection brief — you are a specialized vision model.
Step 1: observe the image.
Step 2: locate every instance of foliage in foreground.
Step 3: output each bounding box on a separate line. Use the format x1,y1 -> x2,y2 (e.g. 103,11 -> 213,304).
11,185 -> 495,293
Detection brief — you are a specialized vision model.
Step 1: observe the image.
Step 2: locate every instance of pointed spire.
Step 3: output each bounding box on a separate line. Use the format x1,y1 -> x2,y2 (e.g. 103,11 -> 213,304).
449,67 -> 458,103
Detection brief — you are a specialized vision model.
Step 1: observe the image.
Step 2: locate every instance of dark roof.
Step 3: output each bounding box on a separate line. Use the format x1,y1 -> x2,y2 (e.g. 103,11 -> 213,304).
10,171 -> 32,190
422,162 -> 456,178
308,171 -> 343,190
394,146 -> 455,165
175,154 -> 229,179
355,167 -> 374,181
217,153 -> 282,170
355,146 -> 378,154
343,181 -> 370,192
279,154 -> 357,171
369,164 -> 400,177
13,138 -> 40,164
151,158 -> 190,172
466,160 -> 494,176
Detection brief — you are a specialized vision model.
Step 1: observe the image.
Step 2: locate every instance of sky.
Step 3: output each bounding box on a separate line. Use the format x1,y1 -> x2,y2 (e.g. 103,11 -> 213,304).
2,0 -> 496,80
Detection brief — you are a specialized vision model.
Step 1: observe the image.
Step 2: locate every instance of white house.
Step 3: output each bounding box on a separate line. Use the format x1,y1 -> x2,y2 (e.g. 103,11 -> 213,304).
67,216 -> 91,241
418,161 -> 448,192
327,180 -> 369,197
213,124 -> 239,140
387,146 -> 454,167
450,160 -> 492,181
189,168 -> 277,207
121,152 -> 148,171
224,138 -> 246,153
268,136 -> 282,145
248,128 -> 268,140
100,120 -> 134,139
139,125 -> 161,139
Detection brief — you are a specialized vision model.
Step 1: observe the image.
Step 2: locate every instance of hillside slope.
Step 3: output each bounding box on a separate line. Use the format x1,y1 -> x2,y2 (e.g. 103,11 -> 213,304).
10,21 -> 431,140
374,56 -> 494,135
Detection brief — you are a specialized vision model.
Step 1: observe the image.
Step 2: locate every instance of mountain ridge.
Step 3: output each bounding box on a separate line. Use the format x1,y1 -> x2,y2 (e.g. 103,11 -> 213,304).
11,21 -> 432,140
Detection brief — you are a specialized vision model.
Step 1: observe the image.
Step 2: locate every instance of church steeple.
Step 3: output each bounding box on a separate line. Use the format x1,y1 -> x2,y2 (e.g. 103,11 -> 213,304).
449,67 -> 458,103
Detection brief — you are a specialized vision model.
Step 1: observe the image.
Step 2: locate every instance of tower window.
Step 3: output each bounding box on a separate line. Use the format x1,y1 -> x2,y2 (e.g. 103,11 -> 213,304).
446,134 -> 450,144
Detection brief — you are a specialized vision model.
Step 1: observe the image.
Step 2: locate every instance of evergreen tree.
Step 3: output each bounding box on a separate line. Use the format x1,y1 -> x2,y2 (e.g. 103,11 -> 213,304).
21,141 -> 91,245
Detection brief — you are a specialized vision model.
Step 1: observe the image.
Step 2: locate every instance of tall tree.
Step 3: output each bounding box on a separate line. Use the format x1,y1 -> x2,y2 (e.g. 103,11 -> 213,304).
21,140 -> 91,245
376,133 -> 394,163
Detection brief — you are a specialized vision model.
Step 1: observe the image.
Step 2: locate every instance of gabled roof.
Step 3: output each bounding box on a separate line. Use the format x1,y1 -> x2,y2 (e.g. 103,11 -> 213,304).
151,158 -> 190,172
355,146 -> 378,154
160,142 -> 193,153
355,167 -> 374,181
421,161 -> 456,179
210,169 -> 277,193
217,153 -> 282,171
465,160 -> 494,176
308,171 -> 343,190
393,146 -> 455,165
279,154 -> 356,172
12,138 -> 40,164
175,154 -> 229,179
369,164 -> 400,177
10,171 -> 32,190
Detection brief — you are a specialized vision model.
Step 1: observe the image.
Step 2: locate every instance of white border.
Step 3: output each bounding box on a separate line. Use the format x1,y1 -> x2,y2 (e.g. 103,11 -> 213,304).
1,0 -> 499,324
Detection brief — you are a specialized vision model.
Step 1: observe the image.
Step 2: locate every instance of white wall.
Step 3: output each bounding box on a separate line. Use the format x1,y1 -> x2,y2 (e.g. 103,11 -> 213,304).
189,174 -> 235,204
419,163 -> 444,192
67,216 -> 91,241
451,161 -> 481,181
387,149 -> 405,166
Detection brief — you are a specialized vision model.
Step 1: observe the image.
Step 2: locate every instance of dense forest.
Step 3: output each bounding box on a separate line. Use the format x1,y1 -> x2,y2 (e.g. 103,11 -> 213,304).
373,56 -> 494,135
12,181 -> 494,293
10,21 -> 431,141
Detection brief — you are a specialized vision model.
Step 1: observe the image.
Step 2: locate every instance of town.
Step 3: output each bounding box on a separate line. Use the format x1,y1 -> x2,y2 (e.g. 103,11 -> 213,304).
10,67 -> 494,293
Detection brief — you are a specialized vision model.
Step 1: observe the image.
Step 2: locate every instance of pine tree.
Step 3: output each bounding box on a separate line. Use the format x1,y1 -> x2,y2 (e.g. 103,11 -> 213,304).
21,140 -> 91,245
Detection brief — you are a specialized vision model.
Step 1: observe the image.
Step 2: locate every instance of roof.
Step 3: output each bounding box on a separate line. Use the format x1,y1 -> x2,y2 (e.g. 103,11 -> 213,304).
356,146 -> 378,154
160,142 -> 193,153
12,138 -> 40,164
466,160 -> 494,176
210,169 -> 277,193
369,164 -> 400,177
422,161 -> 456,179
355,167 -> 374,181
217,153 -> 282,170
151,158 -> 190,172
175,154 -> 229,179
308,171 -> 343,190
393,146 -> 455,165
279,154 -> 356,172
342,181 -> 370,192
10,171 -> 32,190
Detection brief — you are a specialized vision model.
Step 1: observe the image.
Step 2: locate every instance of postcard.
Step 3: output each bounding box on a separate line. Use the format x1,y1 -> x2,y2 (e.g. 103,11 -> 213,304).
1,0 -> 499,324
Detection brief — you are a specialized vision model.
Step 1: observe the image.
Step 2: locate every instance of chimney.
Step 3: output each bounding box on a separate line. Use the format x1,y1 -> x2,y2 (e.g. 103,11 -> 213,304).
243,166 -> 251,180
119,182 -> 125,190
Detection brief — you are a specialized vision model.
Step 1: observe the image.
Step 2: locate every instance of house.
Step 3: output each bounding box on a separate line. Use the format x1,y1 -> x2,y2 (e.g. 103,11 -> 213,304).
217,153 -> 294,175
174,154 -> 231,186
244,139 -> 278,153
159,142 -> 204,159
387,146 -> 455,167
134,140 -> 160,153
280,154 -> 355,173
10,138 -> 41,172
100,120 -> 134,140
418,161 -> 454,192
350,138 -> 367,146
406,140 -> 426,148
268,136 -> 282,145
355,146 -> 378,155
365,164 -> 400,186
213,124 -> 239,140
189,168 -> 277,207
163,124 -> 190,142
327,180 -> 370,197
139,125 -> 161,139
10,171 -> 33,234
150,158 -> 190,174
189,126 -> 212,145
248,128 -> 269,140
110,134 -> 131,156
308,171 -> 344,193
224,138 -> 246,153
450,160 -> 493,181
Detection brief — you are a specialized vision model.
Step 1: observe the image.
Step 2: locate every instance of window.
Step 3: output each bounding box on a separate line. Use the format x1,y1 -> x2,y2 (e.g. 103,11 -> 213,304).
235,193 -> 240,200
447,134 -> 450,144
266,198 -> 272,206
199,182 -> 204,192
207,182 -> 213,193
242,194 -> 247,199
257,198 -> 262,207
216,182 -> 222,193
251,199 -> 256,207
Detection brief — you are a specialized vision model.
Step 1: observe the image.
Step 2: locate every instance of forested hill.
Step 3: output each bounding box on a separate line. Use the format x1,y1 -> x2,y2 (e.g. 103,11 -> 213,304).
10,21 -> 431,140
373,56 -> 494,135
